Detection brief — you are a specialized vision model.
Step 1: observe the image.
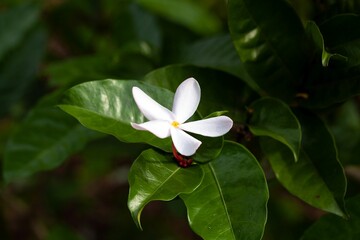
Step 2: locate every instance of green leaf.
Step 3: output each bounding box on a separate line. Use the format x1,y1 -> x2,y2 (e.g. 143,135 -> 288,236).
249,97 -> 301,162
111,2 -> 162,59
0,4 -> 39,60
228,0 -> 308,101
44,55 -> 112,88
302,14 -> 360,108
193,135 -> 223,163
59,79 -> 173,152
136,0 -> 221,35
329,100 -> 360,165
144,64 -> 257,121
305,21 -> 347,67
0,16 -> 46,116
301,195 -> 360,240
127,149 -> 204,229
3,104 -> 101,183
261,109 -> 347,217
178,34 -> 259,91
181,141 -> 268,240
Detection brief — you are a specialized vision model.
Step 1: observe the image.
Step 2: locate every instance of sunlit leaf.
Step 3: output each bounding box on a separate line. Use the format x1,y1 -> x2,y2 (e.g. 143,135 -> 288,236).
249,97 -> 301,162
128,149 -> 203,229
301,195 -> 360,240
59,80 -> 173,152
181,141 -> 268,240
228,0 -> 309,101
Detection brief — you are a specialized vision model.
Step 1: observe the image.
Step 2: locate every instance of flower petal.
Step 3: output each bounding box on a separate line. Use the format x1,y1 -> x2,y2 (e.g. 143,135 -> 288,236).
171,127 -> 201,156
172,77 -> 200,123
132,87 -> 175,121
131,120 -> 171,138
180,116 -> 233,137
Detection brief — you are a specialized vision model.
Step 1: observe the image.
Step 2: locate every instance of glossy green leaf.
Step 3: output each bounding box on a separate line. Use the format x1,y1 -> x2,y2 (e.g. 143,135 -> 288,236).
136,0 -> 221,35
4,104 -> 101,183
262,138 -> 345,217
228,0 -> 308,101
249,97 -> 301,162
128,149 -> 203,229
59,80 -> 173,152
181,141 -> 268,240
301,195 -> 360,240
193,135 -> 223,163
261,110 -> 347,217
144,64 -> 257,121
302,14 -> 360,108
178,34 -> 259,91
305,21 -> 347,67
295,109 -> 347,211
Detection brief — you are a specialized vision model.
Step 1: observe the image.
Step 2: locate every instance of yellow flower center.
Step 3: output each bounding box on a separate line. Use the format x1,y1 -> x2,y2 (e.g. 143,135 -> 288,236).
171,121 -> 180,128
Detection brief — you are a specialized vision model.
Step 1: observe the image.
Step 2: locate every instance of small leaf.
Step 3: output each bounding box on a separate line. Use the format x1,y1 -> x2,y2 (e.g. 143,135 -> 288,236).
302,14 -> 360,108
127,149 -> 203,229
4,104 -> 101,183
59,80 -> 174,152
249,97 -> 301,162
261,109 -> 347,217
305,21 -> 347,67
181,141 -> 268,240
228,0 -> 309,101
301,195 -> 360,240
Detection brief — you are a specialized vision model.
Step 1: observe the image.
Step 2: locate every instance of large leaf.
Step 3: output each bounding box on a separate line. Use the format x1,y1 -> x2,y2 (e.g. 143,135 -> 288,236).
127,149 -> 203,229
228,0 -> 308,101
302,14 -> 360,108
136,0 -> 221,35
3,104 -> 101,183
178,34 -> 259,91
59,80 -> 173,152
143,64 -> 257,121
181,141 -> 268,240
301,195 -> 360,240
261,110 -> 347,217
249,97 -> 301,162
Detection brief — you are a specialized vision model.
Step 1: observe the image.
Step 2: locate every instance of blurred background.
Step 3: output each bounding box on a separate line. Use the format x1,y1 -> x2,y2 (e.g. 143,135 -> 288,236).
1,0 -> 359,239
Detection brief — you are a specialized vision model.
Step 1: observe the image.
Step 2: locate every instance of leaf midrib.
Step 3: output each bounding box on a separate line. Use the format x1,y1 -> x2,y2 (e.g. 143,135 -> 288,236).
208,163 -> 236,239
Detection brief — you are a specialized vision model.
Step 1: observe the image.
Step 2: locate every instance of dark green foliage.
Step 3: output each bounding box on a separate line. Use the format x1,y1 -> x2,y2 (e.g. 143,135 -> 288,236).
1,0 -> 360,239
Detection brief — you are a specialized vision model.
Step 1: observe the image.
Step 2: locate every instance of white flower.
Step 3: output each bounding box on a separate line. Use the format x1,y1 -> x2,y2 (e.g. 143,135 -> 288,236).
131,77 -> 233,156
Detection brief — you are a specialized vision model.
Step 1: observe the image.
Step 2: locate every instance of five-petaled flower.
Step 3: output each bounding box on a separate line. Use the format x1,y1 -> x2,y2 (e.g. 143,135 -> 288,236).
131,77 -> 233,156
